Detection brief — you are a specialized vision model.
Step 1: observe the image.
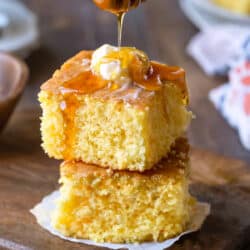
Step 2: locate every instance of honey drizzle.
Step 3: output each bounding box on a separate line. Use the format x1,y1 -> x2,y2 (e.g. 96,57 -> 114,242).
60,93 -> 79,160
151,62 -> 189,104
93,0 -> 145,46
58,54 -> 188,101
58,53 -> 109,159
117,12 -> 125,47
60,70 -> 108,94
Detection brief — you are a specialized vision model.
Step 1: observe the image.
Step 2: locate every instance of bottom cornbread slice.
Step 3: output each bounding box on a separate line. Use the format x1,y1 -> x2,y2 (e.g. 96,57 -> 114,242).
52,138 -> 195,243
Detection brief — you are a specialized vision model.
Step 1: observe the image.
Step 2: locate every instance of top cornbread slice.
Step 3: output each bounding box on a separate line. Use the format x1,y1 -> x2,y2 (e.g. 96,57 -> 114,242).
39,50 -> 192,171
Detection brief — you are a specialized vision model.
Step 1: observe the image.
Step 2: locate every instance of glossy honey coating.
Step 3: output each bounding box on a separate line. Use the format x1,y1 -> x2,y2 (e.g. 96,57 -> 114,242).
42,48 -> 188,104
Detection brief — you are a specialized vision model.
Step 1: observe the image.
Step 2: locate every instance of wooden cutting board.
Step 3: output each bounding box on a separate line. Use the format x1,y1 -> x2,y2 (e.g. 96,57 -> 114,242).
0,110 -> 250,250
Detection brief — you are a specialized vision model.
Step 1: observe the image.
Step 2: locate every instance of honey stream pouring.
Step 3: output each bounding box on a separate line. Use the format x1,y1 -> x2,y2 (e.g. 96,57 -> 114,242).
93,0 -> 146,46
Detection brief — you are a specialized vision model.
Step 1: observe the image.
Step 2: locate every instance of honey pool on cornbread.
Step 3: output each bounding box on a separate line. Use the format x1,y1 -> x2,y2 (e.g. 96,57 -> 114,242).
39,45 -> 192,171
52,138 -> 195,243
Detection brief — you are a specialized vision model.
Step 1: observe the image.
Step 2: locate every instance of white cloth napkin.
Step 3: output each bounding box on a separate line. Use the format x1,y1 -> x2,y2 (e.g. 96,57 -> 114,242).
188,25 -> 250,150
187,26 -> 250,76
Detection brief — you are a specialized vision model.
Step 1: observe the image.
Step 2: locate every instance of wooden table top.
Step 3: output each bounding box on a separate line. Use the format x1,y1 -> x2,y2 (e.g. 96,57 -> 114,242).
1,0 -> 250,249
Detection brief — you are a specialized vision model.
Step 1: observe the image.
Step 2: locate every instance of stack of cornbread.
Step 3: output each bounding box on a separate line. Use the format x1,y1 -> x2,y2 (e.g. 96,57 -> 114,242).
39,44 -> 195,243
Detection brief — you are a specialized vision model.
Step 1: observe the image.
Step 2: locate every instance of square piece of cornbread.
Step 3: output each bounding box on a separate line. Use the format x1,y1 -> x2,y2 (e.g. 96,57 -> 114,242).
51,138 -> 195,243
39,50 -> 192,171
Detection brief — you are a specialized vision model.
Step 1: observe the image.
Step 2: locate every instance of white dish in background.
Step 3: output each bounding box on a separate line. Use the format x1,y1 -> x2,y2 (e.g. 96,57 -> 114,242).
0,12 -> 9,30
0,0 -> 39,58
179,0 -> 250,30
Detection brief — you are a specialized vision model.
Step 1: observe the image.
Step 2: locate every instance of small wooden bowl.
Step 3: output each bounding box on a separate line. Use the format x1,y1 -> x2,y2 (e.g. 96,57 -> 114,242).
0,53 -> 29,132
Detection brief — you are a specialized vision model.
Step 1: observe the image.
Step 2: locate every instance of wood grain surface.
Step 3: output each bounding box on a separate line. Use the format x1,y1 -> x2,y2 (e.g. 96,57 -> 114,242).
1,0 -> 250,249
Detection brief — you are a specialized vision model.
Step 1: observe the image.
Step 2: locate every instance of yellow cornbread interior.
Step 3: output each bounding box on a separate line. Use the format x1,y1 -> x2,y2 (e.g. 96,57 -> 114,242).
39,83 -> 192,171
52,139 -> 195,243
213,0 -> 250,14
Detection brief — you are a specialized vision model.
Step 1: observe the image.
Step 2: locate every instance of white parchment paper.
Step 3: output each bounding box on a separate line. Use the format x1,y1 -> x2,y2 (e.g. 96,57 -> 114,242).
31,191 -> 210,250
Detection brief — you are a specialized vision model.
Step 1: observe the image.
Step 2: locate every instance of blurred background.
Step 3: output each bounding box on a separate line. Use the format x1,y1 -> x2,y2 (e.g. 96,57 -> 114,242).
0,0 -> 249,164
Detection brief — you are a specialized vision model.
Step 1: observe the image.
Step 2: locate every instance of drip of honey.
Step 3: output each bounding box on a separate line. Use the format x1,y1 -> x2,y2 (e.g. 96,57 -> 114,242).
60,71 -> 108,94
59,93 -> 79,160
117,13 -> 125,47
93,0 -> 145,46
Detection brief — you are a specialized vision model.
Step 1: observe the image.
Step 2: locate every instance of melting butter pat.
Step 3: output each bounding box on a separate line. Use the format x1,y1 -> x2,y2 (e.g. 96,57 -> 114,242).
91,44 -> 150,85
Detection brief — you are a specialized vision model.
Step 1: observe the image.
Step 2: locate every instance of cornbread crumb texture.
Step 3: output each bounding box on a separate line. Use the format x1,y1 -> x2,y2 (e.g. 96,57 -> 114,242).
52,138 -> 195,243
39,51 -> 192,171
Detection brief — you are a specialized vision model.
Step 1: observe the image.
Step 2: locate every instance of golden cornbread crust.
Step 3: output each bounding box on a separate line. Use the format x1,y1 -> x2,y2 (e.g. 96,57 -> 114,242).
52,138 -> 195,243
39,51 -> 192,171
62,137 -> 190,177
